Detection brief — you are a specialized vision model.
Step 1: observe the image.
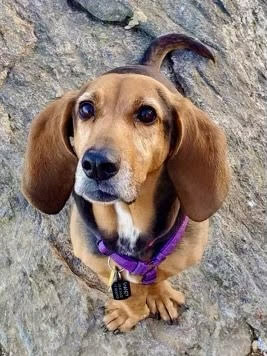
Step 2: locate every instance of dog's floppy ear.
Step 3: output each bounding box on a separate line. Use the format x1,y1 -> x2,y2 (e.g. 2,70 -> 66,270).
22,91 -> 78,214
167,97 -> 230,222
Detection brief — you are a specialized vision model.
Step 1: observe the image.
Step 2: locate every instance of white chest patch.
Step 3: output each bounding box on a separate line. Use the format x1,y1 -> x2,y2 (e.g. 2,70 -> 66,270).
114,202 -> 141,252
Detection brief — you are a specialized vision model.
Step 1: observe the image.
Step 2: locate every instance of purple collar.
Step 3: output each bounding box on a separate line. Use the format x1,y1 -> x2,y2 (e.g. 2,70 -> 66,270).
97,212 -> 189,284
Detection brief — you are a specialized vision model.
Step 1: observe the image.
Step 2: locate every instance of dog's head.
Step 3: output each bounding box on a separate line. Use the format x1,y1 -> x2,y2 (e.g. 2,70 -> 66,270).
22,34 -> 230,222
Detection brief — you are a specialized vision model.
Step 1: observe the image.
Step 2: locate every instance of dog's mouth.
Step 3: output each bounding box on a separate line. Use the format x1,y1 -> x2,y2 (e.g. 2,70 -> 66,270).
80,189 -> 137,205
81,189 -> 118,204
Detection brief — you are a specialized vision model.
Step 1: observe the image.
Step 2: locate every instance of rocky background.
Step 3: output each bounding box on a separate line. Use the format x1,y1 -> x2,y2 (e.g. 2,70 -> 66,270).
0,0 -> 266,355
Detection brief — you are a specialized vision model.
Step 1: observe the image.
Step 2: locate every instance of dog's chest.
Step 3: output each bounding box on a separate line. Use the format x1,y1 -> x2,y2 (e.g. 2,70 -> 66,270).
114,202 -> 141,253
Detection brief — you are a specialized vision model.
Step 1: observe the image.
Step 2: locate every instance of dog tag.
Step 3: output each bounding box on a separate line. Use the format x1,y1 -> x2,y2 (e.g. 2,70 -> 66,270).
111,268 -> 131,300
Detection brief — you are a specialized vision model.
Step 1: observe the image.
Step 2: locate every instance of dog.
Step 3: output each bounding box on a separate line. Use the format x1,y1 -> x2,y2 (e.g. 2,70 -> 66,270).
22,33 -> 230,332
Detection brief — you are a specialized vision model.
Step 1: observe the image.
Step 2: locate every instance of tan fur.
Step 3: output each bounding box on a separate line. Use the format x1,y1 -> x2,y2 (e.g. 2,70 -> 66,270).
22,33 -> 230,332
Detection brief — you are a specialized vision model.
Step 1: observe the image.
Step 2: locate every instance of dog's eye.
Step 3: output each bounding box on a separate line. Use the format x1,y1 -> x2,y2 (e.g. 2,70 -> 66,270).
79,101 -> 95,120
136,105 -> 157,125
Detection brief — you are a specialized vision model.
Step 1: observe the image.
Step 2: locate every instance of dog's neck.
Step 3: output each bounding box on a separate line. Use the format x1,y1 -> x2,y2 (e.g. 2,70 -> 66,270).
91,168 -> 179,256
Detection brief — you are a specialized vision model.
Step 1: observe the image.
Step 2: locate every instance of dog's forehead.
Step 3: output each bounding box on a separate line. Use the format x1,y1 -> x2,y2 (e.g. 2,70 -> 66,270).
84,73 -> 167,96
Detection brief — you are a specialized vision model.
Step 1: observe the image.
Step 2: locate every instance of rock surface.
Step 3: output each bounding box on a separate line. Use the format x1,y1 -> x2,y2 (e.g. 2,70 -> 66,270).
0,0 -> 266,355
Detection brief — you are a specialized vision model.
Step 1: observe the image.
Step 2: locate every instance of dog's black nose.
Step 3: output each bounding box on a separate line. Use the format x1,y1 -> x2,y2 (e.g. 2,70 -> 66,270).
81,149 -> 120,181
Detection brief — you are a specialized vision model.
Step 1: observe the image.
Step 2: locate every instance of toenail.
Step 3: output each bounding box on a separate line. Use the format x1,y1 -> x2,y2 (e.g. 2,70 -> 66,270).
113,329 -> 121,335
180,304 -> 189,313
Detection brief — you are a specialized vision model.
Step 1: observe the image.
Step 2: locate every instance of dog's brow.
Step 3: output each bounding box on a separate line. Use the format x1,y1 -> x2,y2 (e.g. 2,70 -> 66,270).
156,88 -> 170,111
132,97 -> 148,109
133,96 -> 162,113
77,91 -> 100,103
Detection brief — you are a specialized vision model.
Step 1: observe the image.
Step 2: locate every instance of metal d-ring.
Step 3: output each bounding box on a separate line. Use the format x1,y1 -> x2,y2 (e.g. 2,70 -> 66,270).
107,257 -> 124,273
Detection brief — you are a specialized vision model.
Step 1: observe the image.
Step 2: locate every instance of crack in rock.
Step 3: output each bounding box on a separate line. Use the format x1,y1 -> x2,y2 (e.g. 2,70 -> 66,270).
213,0 -> 232,18
49,239 -> 107,295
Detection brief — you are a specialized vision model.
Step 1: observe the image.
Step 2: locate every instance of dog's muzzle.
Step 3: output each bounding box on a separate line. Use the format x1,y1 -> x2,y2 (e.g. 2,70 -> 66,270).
74,147 -> 137,204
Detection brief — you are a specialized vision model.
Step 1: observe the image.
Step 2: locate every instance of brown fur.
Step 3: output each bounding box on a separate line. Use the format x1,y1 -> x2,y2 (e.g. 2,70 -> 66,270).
168,97 -> 230,221
140,33 -> 215,70
22,33 -> 230,332
22,91 -> 78,214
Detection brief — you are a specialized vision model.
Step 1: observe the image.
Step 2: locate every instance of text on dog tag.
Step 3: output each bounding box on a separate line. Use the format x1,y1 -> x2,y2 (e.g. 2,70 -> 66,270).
111,269 -> 131,300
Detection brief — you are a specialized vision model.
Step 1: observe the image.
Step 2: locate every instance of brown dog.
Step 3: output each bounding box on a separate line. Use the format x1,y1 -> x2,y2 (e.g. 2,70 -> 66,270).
22,34 -> 230,332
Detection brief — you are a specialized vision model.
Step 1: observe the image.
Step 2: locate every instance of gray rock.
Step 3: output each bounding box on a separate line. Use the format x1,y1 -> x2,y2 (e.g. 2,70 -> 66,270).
0,0 -> 266,355
74,0 -> 133,22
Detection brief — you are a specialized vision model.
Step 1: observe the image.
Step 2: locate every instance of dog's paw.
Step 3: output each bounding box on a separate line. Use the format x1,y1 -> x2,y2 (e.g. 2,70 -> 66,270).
146,280 -> 186,323
103,299 -> 149,333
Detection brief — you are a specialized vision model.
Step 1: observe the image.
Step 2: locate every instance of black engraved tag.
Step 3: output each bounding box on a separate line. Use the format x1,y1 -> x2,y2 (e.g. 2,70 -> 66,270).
111,270 -> 131,300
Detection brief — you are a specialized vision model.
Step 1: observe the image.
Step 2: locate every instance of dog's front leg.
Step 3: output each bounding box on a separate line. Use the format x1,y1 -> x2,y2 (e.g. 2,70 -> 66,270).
104,284 -> 150,332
